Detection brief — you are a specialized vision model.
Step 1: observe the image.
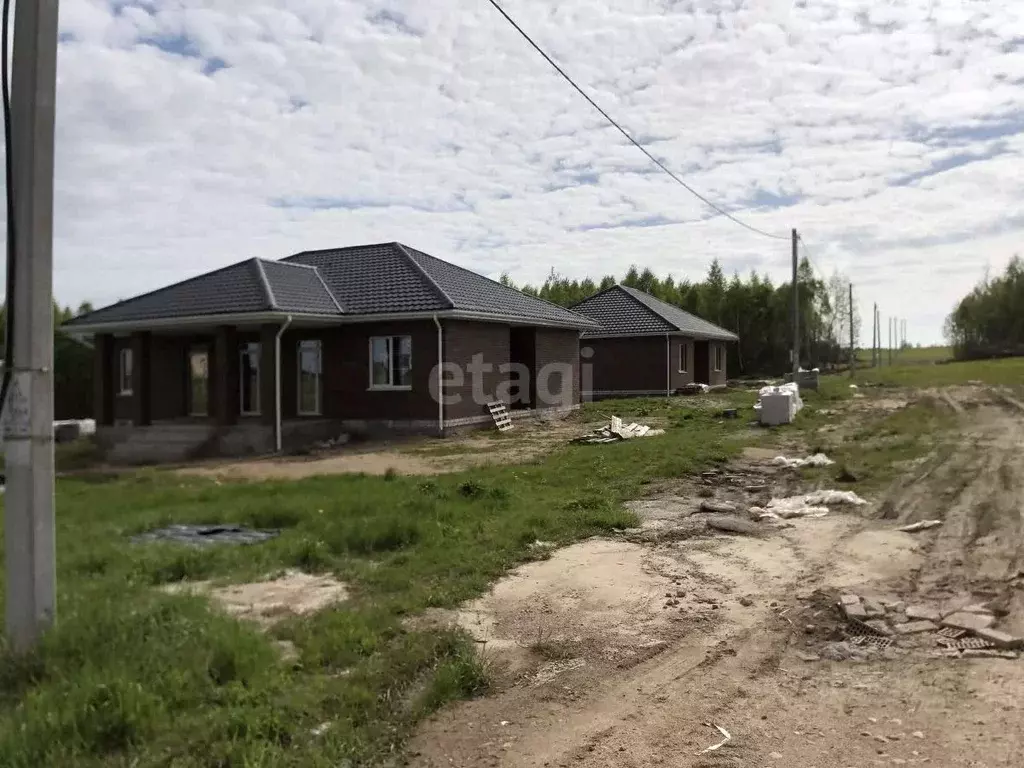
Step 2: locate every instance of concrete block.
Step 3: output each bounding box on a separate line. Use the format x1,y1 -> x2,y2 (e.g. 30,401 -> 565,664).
974,628 -> 1024,650
840,594 -> 862,607
942,612 -> 996,633
864,620 -> 894,637
894,620 -> 938,635
906,605 -> 940,623
842,601 -> 868,621
863,599 -> 886,618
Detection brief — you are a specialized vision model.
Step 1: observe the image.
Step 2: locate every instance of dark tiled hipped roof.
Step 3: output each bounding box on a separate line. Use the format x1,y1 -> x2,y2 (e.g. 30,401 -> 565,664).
66,243 -> 597,330
572,285 -> 739,341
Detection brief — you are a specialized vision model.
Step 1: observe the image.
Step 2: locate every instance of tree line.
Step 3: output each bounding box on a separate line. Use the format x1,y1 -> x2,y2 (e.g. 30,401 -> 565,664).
0,302 -> 95,419
945,256 -> 1024,360
501,259 -> 859,377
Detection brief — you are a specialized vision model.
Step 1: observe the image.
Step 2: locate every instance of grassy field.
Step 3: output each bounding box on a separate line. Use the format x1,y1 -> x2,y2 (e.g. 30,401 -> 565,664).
856,354 -> 1024,388
0,392 -> 779,768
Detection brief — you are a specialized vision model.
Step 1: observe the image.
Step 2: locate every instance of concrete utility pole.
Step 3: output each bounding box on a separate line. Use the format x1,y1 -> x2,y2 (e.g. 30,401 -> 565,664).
4,0 -> 60,651
888,317 -> 893,366
848,283 -> 855,378
791,228 -> 799,375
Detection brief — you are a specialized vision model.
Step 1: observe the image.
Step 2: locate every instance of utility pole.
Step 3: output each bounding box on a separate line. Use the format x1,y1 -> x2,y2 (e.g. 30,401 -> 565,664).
888,317 -> 893,366
849,283 -> 855,377
791,228 -> 799,376
4,0 -> 60,651
872,302 -> 878,367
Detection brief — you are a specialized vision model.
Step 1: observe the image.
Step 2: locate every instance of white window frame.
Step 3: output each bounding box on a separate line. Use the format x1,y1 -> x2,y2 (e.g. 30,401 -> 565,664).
297,339 -> 322,416
118,347 -> 133,395
368,335 -> 413,391
713,344 -> 724,372
239,342 -> 261,416
678,342 -> 689,374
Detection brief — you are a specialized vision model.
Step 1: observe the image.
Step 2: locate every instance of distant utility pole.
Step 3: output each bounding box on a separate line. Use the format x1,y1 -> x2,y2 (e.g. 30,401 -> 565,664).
791,228 -> 799,375
849,283 -> 855,378
888,317 -> 893,366
4,0 -> 60,651
872,302 -> 878,367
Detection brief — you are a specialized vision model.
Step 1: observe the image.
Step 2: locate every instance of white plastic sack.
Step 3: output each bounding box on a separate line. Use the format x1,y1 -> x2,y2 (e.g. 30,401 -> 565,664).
764,490 -> 867,519
772,453 -> 834,469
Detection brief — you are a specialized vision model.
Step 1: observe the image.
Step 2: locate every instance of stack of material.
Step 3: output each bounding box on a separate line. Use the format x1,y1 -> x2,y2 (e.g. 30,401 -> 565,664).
572,415 -> 666,445
755,382 -> 803,426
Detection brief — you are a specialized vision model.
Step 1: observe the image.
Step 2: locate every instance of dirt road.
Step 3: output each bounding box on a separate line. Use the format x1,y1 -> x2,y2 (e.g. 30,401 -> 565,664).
409,386 -> 1024,767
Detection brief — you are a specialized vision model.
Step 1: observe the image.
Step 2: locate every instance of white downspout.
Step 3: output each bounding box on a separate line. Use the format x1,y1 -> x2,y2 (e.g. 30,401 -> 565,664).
274,315 -> 293,452
665,333 -> 671,397
433,315 -> 444,437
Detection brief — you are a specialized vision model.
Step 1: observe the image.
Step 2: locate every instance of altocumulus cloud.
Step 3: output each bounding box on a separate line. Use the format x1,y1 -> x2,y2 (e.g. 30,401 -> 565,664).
23,0 -> 1024,341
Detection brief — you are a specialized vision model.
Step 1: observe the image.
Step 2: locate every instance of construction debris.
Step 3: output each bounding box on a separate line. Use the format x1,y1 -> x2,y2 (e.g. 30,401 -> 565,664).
132,524 -> 279,547
572,416 -> 665,445
897,519 -> 943,533
750,489 -> 868,521
487,401 -> 514,432
698,723 -> 731,754
756,382 -> 804,426
772,453 -> 835,469
832,592 -> 1022,661
705,515 -> 759,535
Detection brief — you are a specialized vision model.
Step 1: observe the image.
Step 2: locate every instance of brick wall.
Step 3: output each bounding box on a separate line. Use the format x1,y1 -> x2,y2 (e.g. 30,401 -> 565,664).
669,337 -> 695,390
534,328 -> 580,408
582,336 -> 668,396
442,320 -> 510,421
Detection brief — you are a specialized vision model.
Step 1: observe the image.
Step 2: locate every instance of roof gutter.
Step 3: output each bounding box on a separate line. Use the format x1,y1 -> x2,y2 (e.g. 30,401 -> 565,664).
582,330 -> 739,341
665,333 -> 671,398
433,315 -> 444,437
274,315 -> 293,453
65,309 -> 600,335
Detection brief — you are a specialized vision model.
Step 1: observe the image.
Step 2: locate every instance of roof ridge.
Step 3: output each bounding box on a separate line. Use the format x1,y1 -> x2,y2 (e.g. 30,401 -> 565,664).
621,285 -> 736,336
402,243 -> 594,322
394,243 -> 455,309
281,242 -> 400,262
265,258 -> 318,272
253,258 -> 278,310
66,257 -> 272,327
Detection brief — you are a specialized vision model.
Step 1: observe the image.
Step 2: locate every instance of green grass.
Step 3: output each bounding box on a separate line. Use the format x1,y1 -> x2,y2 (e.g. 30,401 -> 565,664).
857,355 -> 1024,389
0,396 -> 753,768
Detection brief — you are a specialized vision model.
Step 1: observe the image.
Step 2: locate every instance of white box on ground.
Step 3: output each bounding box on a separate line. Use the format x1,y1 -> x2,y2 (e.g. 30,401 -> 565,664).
760,392 -> 796,425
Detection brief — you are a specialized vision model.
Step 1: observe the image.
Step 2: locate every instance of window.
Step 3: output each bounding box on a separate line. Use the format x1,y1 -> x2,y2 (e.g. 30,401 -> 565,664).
678,343 -> 689,374
370,336 -> 412,389
298,340 -> 322,415
189,348 -> 209,416
714,344 -> 724,372
118,348 -> 133,395
239,342 -> 261,415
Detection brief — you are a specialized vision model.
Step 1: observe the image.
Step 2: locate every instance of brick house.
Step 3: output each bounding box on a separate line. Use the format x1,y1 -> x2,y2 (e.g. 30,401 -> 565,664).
65,243 -> 597,462
571,285 -> 738,399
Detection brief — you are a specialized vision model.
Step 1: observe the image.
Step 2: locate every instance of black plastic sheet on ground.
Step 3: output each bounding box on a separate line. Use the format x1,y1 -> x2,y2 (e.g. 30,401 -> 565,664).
131,524 -> 279,547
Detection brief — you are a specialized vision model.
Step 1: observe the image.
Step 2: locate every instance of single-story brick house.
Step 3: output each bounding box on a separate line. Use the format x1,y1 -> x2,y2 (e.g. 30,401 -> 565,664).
571,285 -> 738,399
65,243 -> 598,461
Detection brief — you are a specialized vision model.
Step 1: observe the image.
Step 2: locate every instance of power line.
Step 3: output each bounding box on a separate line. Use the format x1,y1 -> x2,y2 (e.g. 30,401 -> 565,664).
484,0 -> 789,242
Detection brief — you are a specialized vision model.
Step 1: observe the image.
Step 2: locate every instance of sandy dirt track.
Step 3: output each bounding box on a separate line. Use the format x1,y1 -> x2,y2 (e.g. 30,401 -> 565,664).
408,387 -> 1024,768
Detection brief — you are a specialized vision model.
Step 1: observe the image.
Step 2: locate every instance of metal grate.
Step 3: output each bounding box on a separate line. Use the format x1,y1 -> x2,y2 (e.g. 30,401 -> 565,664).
937,627 -> 966,640
848,634 -> 894,649
937,636 -> 995,650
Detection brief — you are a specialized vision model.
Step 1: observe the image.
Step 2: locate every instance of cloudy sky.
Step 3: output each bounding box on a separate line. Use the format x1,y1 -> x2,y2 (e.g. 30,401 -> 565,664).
42,0 -> 1024,342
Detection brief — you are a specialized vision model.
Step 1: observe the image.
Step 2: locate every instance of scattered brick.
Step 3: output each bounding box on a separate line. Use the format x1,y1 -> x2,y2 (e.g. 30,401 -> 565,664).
894,620 -> 938,635
942,611 -> 996,633
975,627 -> 1024,650
906,605 -> 940,622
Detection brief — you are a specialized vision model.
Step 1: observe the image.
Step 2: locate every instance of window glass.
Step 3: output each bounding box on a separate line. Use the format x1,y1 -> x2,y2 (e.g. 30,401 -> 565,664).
240,342 -> 261,415
298,340 -> 322,414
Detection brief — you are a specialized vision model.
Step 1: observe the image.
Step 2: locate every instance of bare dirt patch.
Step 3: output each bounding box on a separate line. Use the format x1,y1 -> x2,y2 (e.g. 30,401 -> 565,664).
178,418 -> 591,480
165,570 -> 348,626
408,385 -> 1024,768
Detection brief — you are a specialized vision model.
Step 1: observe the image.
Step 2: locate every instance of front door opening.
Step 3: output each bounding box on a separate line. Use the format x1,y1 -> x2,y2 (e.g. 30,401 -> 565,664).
240,342 -> 261,415
189,347 -> 210,417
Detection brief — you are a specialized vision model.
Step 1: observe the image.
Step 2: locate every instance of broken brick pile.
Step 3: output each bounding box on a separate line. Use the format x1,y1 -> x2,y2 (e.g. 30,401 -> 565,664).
838,594 -> 1022,659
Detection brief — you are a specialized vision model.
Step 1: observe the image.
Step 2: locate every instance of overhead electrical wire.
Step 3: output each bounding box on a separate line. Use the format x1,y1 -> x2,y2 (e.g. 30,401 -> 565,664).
1,0 -> 15,413
484,0 -> 789,241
